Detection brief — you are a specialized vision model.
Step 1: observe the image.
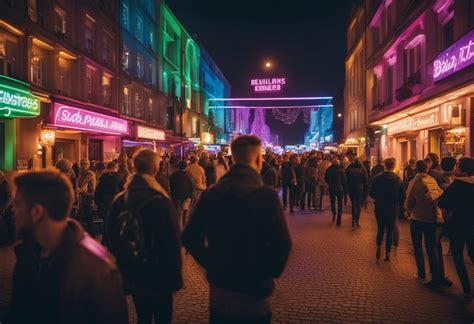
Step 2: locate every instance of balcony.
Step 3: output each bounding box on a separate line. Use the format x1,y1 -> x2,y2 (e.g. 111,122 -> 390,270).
395,70 -> 421,102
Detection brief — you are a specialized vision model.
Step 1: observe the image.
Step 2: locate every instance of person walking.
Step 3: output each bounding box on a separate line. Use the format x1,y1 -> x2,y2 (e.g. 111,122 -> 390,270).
403,159 -> 417,190
108,149 -> 183,324
156,161 -> 171,195
187,155 -> 206,202
303,155 -> 318,210
325,158 -> 347,226
78,158 -> 96,237
346,158 -> 368,229
439,157 -> 474,299
7,170 -> 128,324
370,157 -> 385,183
94,161 -> 106,181
261,159 -> 278,189
369,158 -> 405,261
316,157 -> 330,211
169,160 -> 196,232
182,135 -> 291,323
215,152 -> 229,182
294,156 -> 306,209
199,151 -> 216,187
55,159 -> 79,220
281,154 -> 297,213
405,160 -> 444,288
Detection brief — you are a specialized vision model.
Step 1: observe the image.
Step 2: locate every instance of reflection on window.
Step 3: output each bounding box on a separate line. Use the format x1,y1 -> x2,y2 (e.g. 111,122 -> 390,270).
31,54 -> 42,86
122,46 -> 129,71
135,91 -> 142,118
122,87 -> 130,114
102,74 -> 111,106
54,7 -> 66,37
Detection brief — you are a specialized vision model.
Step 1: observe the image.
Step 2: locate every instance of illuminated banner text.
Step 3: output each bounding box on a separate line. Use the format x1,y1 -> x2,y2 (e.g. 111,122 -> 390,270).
251,78 -> 286,92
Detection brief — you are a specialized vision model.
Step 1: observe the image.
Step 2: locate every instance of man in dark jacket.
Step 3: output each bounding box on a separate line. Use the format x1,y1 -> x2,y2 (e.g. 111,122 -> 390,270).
95,161 -> 124,220
439,157 -> 474,299
108,149 -> 183,323
325,158 -> 347,226
261,159 -> 278,189
169,160 -> 196,231
370,158 -> 405,261
182,135 -> 291,323
346,158 -> 369,229
281,154 -> 296,213
370,157 -> 385,183
199,151 -> 216,187
7,170 -> 128,324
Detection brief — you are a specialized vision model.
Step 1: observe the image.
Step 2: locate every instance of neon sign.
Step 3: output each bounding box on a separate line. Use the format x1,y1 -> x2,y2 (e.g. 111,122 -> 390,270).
251,78 -> 286,92
137,126 -> 165,140
433,29 -> 474,82
0,75 -> 40,118
52,103 -> 128,135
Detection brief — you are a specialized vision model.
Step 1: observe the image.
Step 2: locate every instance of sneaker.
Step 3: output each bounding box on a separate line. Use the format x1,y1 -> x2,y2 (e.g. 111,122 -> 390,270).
440,277 -> 453,287
424,280 -> 442,289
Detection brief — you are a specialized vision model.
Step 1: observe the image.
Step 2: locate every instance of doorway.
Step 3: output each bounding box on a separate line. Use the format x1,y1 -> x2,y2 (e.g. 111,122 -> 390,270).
54,139 -> 77,164
88,139 -> 103,162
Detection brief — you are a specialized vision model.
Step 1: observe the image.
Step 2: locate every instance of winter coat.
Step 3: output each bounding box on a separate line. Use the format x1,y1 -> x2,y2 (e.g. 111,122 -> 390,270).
317,160 -> 331,186
345,163 -> 369,193
169,170 -> 196,200
428,169 -> 445,188
439,176 -> 474,238
187,163 -> 206,190
403,166 -> 416,190
108,174 -> 183,294
325,165 -> 347,192
215,161 -> 228,182
260,161 -> 278,188
304,159 -> 318,186
370,165 -> 384,183
182,164 -> 292,297
404,174 -> 443,223
78,170 -> 96,207
6,220 -> 128,324
94,171 -> 124,216
281,161 -> 296,185
370,171 -> 405,213
155,172 -> 171,194
199,159 -> 216,187
294,163 -> 306,193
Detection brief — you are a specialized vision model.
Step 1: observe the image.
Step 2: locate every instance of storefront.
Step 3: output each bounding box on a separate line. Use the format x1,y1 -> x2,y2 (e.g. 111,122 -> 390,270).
0,75 -> 41,172
47,102 -> 128,165
121,125 -> 166,156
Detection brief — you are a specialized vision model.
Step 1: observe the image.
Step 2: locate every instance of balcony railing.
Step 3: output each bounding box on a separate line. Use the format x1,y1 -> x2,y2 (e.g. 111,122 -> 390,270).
395,70 -> 421,102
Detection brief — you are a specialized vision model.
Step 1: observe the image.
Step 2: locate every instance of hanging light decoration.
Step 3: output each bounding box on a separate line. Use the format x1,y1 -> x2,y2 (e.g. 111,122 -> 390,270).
272,108 -> 312,125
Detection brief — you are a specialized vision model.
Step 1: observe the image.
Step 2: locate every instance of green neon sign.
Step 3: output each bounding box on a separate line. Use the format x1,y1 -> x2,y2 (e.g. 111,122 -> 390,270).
0,75 -> 40,118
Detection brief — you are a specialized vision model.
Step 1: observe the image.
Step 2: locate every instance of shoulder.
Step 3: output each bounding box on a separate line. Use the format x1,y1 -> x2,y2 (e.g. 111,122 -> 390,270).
78,235 -> 118,271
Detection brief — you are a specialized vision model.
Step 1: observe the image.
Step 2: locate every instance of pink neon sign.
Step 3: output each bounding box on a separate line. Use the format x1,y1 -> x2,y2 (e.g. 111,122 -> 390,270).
52,103 -> 128,135
251,78 -> 286,92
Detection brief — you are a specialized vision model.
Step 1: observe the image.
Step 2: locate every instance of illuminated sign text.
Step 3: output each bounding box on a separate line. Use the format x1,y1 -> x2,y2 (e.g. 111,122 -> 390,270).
0,76 -> 40,118
251,78 -> 286,92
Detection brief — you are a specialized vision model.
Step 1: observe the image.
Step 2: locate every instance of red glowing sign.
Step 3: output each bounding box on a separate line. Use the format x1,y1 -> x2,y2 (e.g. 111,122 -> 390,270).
251,78 -> 286,92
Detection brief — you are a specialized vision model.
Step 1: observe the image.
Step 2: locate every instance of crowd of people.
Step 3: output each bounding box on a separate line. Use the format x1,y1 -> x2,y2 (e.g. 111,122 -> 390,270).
0,135 -> 473,323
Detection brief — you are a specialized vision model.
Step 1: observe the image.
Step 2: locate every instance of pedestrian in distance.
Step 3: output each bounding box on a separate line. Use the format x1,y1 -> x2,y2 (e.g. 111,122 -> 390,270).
369,158 -> 405,261
78,158 -> 96,237
261,158 -> 278,189
425,154 -> 445,188
199,151 -> 216,187
405,160 -> 444,288
325,158 -> 347,226
346,158 -> 369,229
182,135 -> 292,324
316,157 -> 330,211
370,157 -> 385,183
169,160 -> 196,232
215,152 -> 229,182
439,157 -> 474,299
302,155 -> 318,210
156,161 -> 171,195
281,154 -> 297,213
55,159 -> 79,220
108,149 -> 183,324
293,155 -> 306,209
187,155 -> 207,203
7,170 -> 128,324
403,159 -> 417,191
94,161 -> 106,181
117,152 -> 130,184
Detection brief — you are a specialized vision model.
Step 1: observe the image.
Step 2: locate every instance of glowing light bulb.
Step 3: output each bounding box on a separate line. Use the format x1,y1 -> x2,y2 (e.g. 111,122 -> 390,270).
265,62 -> 272,68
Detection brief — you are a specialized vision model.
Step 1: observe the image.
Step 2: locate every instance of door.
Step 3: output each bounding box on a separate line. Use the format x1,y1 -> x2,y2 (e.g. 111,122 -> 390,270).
399,141 -> 408,169
88,139 -> 103,162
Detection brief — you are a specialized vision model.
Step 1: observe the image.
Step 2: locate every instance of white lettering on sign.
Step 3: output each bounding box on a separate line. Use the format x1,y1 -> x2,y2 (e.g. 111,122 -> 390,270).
137,126 -> 165,140
250,78 -> 286,93
387,108 -> 442,135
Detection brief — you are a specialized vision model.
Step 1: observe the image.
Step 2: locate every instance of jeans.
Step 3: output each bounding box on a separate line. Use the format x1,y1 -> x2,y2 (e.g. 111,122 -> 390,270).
410,220 -> 440,281
375,208 -> 397,253
317,185 -> 325,209
282,183 -> 295,211
329,190 -> 343,224
451,234 -> 474,293
349,190 -> 363,224
133,293 -> 173,324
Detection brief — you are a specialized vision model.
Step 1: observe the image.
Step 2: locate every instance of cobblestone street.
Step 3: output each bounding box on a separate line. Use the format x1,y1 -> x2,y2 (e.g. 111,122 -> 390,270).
2,198 -> 474,323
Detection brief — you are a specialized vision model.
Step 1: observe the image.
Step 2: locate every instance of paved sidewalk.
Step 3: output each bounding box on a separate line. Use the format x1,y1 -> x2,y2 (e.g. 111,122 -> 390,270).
2,198 -> 474,323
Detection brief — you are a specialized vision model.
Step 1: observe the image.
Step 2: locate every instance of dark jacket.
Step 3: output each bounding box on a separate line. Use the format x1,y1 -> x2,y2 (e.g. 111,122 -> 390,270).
369,171 -> 405,213
155,172 -> 171,194
438,177 -> 474,238
345,163 -> 369,192
403,166 -> 416,190
280,161 -> 296,185
294,163 -> 305,192
169,170 -> 196,200
199,159 -> 216,187
325,165 -> 347,192
370,165 -> 384,183
261,161 -> 278,188
94,171 -> 124,215
108,174 -> 183,294
6,220 -> 128,324
182,164 -> 292,297
428,169 -> 445,188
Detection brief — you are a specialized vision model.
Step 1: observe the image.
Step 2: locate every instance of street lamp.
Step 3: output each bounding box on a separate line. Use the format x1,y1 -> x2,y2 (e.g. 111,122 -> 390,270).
265,61 -> 272,68
337,113 -> 342,118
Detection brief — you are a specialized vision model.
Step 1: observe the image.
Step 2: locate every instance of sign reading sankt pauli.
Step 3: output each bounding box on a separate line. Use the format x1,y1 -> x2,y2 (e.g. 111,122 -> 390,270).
0,75 -> 40,118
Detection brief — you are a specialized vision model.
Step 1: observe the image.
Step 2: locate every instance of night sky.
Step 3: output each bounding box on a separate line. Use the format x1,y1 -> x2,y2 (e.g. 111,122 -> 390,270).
167,0 -> 353,145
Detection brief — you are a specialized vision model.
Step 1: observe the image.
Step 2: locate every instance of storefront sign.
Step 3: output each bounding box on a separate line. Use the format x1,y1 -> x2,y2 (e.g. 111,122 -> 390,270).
201,132 -> 214,144
251,77 -> 286,92
387,108 -> 441,135
52,103 -> 128,135
433,28 -> 474,82
0,76 -> 40,118
137,126 -> 165,141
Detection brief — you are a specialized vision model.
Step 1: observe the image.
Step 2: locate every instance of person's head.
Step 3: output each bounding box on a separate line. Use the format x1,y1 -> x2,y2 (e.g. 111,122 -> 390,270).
455,157 -> 474,177
106,161 -> 118,172
200,151 -> 209,160
79,158 -> 90,171
415,160 -> 429,174
117,152 -> 128,166
408,158 -> 416,168
178,160 -> 188,170
189,155 -> 198,164
331,158 -> 340,166
55,159 -> 72,173
132,149 -> 160,176
423,157 -> 433,170
441,156 -> 457,173
353,158 -> 363,167
94,161 -> 105,173
282,154 -> 289,162
384,158 -> 396,172
377,157 -> 384,165
230,135 -> 263,172
14,170 -> 74,239
426,153 -> 440,169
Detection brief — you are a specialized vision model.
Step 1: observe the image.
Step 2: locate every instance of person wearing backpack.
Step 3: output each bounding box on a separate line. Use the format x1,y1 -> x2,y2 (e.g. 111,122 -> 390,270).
108,149 -> 183,324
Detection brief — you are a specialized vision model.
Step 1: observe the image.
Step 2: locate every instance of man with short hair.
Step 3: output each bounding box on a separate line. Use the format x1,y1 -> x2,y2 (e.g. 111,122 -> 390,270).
183,135 -> 291,324
325,158 -> 347,225
109,149 -> 182,324
7,170 -> 128,324
281,154 -> 296,213
370,158 -> 405,261
370,157 -> 385,183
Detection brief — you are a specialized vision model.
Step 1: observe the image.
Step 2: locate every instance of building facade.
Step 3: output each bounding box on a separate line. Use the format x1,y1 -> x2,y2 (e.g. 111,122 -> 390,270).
365,0 -> 474,168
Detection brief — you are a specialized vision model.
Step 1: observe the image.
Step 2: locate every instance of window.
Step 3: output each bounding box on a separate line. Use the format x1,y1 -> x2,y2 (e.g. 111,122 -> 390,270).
147,62 -> 153,84
102,74 -> 111,106
85,15 -> 95,55
135,91 -> 142,117
122,2 -> 129,30
136,17 -> 143,42
444,19 -> 454,49
122,45 -> 129,71
28,0 -> 37,22
372,73 -> 379,107
30,54 -> 42,86
147,98 -> 153,121
148,31 -> 154,50
122,87 -> 130,114
102,32 -> 113,65
387,65 -> 393,105
136,54 -> 143,79
404,43 -> 423,81
0,35 -> 13,77
86,65 -> 96,102
58,57 -> 69,94
54,7 -> 66,37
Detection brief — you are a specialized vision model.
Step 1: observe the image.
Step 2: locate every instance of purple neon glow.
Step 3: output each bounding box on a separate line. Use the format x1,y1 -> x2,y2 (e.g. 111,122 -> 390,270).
52,103 -> 128,135
209,105 -> 333,109
208,96 -> 333,101
433,28 -> 474,82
